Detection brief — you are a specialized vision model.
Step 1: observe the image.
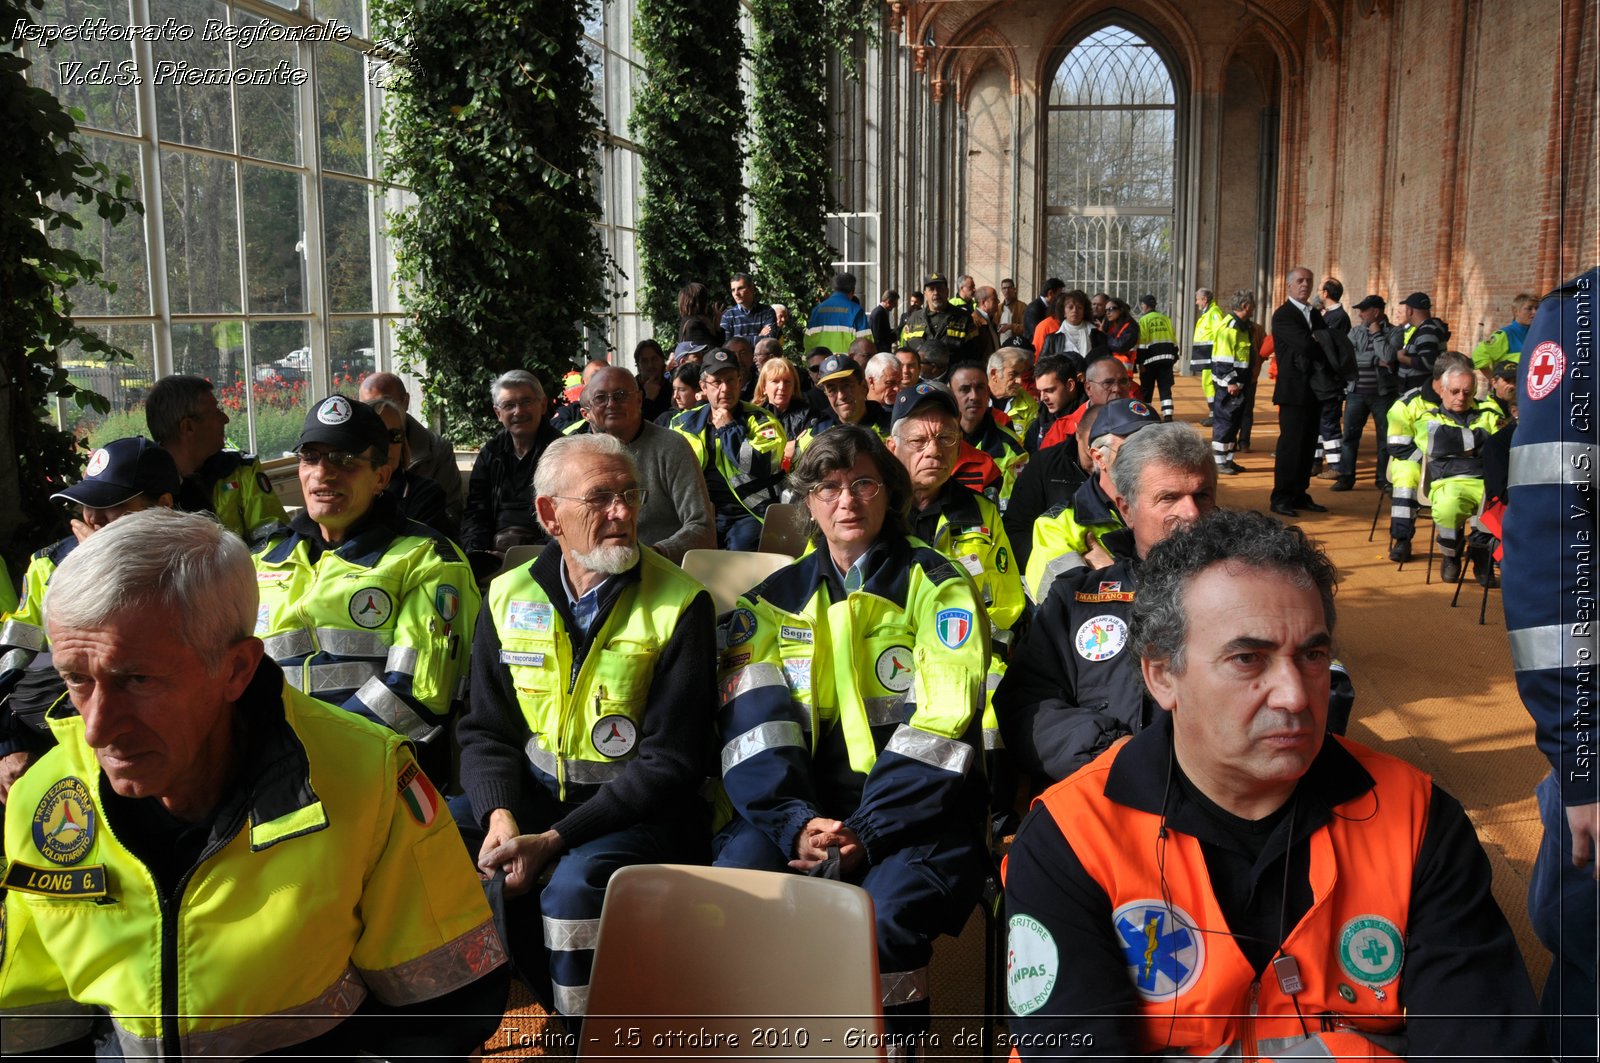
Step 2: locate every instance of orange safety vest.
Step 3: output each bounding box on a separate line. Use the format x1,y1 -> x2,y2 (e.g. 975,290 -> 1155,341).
1021,736 -> 1428,1061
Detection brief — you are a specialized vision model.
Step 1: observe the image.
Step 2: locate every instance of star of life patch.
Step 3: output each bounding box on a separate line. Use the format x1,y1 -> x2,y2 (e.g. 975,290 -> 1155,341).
1111,899 -> 1205,1002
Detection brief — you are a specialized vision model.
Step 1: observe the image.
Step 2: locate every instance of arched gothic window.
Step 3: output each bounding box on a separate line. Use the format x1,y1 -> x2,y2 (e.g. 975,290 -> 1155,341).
1045,26 -> 1177,309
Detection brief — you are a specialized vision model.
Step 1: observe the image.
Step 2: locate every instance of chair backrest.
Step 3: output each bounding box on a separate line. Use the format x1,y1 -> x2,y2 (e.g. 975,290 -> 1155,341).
579,864 -> 884,1059
758,502 -> 810,557
680,549 -> 793,615
498,542 -> 545,577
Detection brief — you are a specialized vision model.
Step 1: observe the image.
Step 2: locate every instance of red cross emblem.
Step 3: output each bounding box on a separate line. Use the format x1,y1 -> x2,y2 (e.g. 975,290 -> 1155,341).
1526,341 -> 1565,401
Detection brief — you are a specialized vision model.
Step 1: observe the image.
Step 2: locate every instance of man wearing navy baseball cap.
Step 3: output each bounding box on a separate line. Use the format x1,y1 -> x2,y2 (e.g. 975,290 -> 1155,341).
250,396 -> 479,782
796,353 -> 892,453
0,437 -> 182,799
1023,397 -> 1163,605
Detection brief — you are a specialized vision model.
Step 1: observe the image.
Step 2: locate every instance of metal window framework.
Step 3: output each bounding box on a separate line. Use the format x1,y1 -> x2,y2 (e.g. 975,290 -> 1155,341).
1044,25 -> 1178,309
36,0 -> 403,450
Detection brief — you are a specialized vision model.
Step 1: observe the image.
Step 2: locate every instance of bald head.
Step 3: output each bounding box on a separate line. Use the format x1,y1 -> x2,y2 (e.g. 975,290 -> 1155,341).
358,372 -> 408,409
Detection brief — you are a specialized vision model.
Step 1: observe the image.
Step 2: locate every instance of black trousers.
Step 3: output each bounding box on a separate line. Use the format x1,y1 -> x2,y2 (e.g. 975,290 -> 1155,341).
1272,403 -> 1321,507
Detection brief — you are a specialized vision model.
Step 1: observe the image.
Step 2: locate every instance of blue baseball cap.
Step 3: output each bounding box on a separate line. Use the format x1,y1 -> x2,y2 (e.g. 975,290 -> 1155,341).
53,436 -> 181,508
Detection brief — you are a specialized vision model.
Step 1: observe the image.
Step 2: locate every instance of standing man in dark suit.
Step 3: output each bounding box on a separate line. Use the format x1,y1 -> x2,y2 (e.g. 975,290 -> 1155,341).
870,289 -> 900,353
1269,266 -> 1329,517
1022,278 -> 1066,350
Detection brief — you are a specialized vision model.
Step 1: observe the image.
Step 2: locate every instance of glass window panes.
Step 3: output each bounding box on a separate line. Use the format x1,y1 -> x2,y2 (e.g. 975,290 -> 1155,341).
25,0 -> 140,135
324,177 -> 375,312
59,324 -> 157,443
330,319 -> 378,392
313,0 -> 366,37
151,0 -> 234,153
235,17 -> 303,164
163,149 -> 243,314
242,164 -> 307,313
319,42 -> 371,176
249,320 -> 312,458
51,137 -> 151,316
1046,25 -> 1176,309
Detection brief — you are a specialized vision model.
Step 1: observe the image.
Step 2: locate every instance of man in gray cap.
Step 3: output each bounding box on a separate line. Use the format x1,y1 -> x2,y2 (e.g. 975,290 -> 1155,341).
0,437 -> 181,799
1332,294 -> 1405,492
252,396 -> 479,783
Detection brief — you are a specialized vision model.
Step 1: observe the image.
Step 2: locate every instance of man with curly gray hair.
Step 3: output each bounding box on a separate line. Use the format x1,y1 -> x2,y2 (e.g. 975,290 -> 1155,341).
1003,509 -> 1541,1058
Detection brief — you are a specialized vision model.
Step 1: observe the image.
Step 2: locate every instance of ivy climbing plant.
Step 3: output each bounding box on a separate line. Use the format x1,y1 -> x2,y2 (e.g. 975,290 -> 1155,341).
632,0 -> 746,339
372,0 -> 610,443
1,0 -> 142,577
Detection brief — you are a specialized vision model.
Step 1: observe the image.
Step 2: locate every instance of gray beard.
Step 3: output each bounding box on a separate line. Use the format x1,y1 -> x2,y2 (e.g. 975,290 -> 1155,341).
570,543 -> 640,574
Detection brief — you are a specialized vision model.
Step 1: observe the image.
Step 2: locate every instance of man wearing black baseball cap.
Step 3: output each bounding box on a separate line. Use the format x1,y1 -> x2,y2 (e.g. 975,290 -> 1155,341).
898,273 -> 981,361
0,437 -> 182,797
796,353 -> 892,453
251,395 -> 479,782
1331,294 -> 1405,492
1396,290 -> 1451,391
668,348 -> 787,550
886,380 -> 1024,824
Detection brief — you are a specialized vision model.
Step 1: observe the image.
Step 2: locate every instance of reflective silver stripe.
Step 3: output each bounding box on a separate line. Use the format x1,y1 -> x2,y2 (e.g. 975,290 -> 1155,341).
285,669 -> 306,691
863,694 -> 905,727
0,618 -> 46,652
261,628 -> 314,659
385,645 -> 419,677
113,968 -> 367,1057
544,915 -> 602,952
1510,623 -> 1594,672
885,724 -> 972,775
308,661 -> 381,693
525,737 -> 629,784
722,720 -> 805,774
0,1002 -> 97,1053
553,981 -> 590,1016
315,627 -> 392,657
363,922 -> 506,1006
721,662 -> 787,706
0,647 -> 34,673
1256,1034 -> 1335,1058
355,676 -> 440,744
1032,551 -> 1085,603
1387,434 -> 1412,446
1511,440 -> 1597,488
984,727 -> 1003,750
880,966 -> 929,1006
1392,486 -> 1416,501
1390,505 -> 1412,519
985,671 -> 1002,693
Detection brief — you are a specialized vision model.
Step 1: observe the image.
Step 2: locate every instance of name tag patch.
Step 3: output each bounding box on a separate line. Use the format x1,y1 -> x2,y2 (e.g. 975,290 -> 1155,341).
779,625 -> 813,644
500,651 -> 547,667
958,553 -> 985,577
3,860 -> 107,899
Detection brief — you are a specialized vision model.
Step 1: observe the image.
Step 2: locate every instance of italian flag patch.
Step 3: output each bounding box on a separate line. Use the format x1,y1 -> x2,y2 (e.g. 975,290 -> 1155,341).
397,761 -> 439,827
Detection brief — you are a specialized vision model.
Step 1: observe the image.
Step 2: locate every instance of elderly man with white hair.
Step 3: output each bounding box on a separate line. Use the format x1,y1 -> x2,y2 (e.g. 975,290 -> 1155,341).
461,369 -> 560,555
865,351 -> 903,407
0,509 -> 507,1057
458,432 -> 717,1024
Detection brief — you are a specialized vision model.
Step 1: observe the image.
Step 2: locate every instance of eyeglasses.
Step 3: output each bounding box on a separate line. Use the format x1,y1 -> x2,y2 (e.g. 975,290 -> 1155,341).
809,477 -> 882,503
496,398 -> 540,412
551,488 -> 648,511
585,389 -> 639,407
297,448 -> 376,471
1086,377 -> 1131,393
808,363 -> 825,375
900,432 -> 959,453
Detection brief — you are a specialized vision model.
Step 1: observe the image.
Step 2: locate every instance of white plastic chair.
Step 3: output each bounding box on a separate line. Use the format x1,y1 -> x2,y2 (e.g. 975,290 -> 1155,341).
680,548 -> 793,615
579,864 -> 885,1059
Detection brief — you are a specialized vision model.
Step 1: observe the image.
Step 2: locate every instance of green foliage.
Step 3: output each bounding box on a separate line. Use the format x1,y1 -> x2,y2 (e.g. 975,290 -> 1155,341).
1,0 -> 143,575
372,0 -> 610,443
632,0 -> 746,338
